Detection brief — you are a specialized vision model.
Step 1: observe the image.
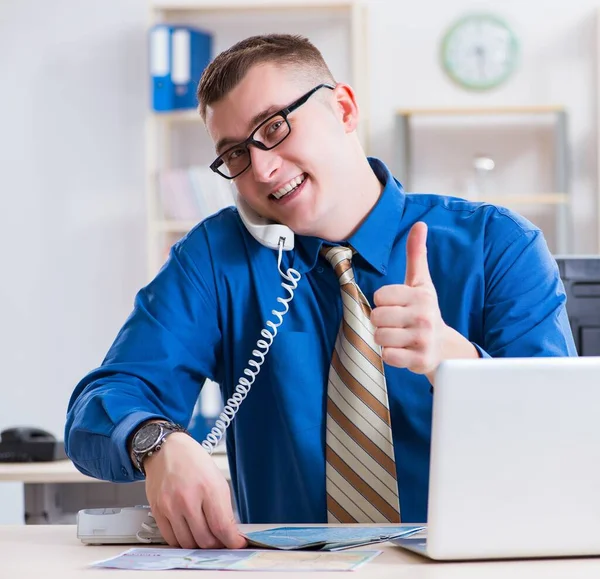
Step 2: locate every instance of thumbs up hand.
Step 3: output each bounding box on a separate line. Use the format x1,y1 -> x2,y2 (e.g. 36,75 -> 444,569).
372,222 -> 477,382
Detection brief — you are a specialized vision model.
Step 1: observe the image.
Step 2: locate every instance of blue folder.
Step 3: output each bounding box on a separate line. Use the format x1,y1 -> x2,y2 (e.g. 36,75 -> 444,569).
149,24 -> 212,112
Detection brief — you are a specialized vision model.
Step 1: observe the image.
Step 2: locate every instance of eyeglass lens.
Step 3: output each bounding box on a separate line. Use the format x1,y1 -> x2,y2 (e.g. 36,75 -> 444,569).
219,114 -> 290,177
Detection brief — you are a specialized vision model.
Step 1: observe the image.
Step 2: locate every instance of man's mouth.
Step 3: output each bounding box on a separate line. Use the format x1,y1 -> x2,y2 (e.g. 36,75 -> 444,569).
270,173 -> 307,201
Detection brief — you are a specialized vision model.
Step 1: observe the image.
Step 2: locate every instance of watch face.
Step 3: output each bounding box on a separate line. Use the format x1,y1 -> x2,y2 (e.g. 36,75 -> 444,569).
133,422 -> 162,453
441,13 -> 519,90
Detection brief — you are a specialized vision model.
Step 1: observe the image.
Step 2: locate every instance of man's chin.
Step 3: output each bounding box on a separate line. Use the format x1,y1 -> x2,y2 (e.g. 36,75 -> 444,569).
281,219 -> 315,238
276,207 -> 325,238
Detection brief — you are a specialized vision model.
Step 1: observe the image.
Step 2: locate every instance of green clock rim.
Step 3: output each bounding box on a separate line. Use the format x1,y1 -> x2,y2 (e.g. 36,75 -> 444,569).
440,12 -> 520,91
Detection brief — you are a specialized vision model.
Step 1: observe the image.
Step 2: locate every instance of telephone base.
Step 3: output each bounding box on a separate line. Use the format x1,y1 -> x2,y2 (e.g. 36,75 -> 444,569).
0,440 -> 67,463
77,506 -> 165,545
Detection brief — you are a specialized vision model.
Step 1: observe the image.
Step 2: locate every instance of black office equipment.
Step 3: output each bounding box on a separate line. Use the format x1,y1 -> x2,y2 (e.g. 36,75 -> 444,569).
556,256 -> 600,356
0,427 -> 67,462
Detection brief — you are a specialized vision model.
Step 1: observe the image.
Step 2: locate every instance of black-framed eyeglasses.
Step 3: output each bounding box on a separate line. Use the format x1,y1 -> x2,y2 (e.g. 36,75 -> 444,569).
209,83 -> 335,180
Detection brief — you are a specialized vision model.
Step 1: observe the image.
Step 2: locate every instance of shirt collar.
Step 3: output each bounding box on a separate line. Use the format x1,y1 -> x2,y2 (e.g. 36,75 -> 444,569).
293,157 -> 406,275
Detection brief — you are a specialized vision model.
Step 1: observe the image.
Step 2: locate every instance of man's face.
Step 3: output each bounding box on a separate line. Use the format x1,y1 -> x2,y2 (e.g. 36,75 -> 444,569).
205,63 -> 356,237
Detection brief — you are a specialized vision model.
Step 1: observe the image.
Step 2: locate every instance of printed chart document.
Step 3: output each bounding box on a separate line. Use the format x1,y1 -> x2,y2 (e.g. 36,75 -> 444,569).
244,525 -> 425,551
91,548 -> 380,571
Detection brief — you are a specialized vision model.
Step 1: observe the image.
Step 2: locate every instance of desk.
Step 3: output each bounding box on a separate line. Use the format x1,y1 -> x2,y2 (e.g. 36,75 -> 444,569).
4,524 -> 600,578
0,455 -> 230,524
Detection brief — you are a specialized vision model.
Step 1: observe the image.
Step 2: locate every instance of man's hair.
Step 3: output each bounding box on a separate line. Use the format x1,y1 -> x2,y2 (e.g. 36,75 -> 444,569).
197,34 -> 335,120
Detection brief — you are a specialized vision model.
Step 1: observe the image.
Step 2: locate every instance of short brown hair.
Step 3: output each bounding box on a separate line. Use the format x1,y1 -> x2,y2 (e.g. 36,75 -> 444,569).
197,34 -> 335,120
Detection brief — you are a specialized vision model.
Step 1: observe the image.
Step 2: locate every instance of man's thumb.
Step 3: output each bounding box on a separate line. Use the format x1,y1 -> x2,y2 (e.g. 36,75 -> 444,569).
405,221 -> 432,287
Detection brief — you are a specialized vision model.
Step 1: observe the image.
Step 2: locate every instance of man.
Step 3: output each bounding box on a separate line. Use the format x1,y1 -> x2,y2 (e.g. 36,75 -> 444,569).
65,34 -> 576,551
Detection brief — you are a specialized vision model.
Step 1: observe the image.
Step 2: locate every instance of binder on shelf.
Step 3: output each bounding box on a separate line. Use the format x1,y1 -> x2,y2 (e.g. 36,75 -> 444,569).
150,25 -> 212,112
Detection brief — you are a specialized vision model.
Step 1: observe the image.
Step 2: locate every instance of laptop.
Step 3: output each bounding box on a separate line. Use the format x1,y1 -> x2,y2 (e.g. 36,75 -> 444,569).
393,356 -> 600,560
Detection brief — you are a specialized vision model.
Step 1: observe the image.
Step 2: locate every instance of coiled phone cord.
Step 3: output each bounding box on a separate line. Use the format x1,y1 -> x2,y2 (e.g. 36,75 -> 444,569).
136,238 -> 300,544
201,237 -> 301,455
137,510 -> 161,544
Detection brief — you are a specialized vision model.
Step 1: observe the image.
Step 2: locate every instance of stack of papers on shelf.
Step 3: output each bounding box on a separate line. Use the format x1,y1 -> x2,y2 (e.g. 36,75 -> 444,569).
244,525 -> 425,551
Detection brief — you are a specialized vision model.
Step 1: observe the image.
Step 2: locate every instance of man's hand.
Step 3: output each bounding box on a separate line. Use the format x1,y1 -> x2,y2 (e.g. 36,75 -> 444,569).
144,432 -> 247,550
371,221 -> 478,383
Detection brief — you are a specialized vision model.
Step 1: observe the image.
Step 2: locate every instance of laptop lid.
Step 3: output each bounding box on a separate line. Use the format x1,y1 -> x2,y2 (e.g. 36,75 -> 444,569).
426,357 -> 600,560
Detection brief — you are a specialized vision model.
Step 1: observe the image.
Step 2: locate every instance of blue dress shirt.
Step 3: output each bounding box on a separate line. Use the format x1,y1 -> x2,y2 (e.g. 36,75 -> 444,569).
65,157 -> 577,524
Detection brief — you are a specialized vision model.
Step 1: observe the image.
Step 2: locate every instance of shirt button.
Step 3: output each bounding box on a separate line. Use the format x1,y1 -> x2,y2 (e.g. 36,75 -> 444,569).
121,466 -> 128,476
317,266 -> 324,273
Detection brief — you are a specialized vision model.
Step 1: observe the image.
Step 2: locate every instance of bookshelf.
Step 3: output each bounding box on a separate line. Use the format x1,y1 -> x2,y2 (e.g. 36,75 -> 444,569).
394,106 -> 571,254
145,0 -> 369,278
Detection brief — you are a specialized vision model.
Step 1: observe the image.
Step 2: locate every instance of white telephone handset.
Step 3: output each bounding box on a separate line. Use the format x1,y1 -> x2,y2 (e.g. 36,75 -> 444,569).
234,190 -> 295,251
199,188 -> 301,455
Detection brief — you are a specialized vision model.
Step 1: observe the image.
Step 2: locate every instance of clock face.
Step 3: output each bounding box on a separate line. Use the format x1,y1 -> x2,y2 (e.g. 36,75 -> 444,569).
441,13 -> 519,90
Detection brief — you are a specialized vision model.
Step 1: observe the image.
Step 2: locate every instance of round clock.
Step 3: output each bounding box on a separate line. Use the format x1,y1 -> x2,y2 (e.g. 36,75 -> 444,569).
441,13 -> 519,91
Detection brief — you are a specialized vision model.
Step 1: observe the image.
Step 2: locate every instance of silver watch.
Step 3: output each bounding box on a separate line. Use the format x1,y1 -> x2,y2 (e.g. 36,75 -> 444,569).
130,420 -> 186,474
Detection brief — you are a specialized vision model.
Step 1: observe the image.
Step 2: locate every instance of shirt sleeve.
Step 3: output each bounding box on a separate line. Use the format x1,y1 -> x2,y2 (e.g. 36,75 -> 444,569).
64,233 -> 222,482
478,227 -> 577,358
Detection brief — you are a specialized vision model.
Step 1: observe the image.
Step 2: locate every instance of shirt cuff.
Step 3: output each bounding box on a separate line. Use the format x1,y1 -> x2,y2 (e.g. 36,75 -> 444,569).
111,411 -> 169,481
472,342 -> 491,358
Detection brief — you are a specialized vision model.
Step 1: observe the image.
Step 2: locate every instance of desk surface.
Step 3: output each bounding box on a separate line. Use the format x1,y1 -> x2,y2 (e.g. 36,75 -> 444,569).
4,524 -> 600,578
0,453 -> 230,483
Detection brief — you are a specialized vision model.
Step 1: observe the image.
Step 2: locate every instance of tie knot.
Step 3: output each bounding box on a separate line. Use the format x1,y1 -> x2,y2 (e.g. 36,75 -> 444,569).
320,245 -> 355,285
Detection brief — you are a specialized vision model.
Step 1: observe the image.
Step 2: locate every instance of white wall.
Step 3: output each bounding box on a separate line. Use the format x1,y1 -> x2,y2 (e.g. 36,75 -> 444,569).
0,0 -> 148,522
367,0 -> 598,253
0,0 -> 598,522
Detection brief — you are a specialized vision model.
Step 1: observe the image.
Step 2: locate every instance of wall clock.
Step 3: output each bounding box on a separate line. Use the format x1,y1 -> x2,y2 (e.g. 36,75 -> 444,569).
440,13 -> 519,91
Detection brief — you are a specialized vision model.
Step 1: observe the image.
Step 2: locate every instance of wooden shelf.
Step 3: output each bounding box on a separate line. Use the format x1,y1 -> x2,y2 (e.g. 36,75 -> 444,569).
152,0 -> 357,11
395,105 -> 571,253
397,106 -> 566,117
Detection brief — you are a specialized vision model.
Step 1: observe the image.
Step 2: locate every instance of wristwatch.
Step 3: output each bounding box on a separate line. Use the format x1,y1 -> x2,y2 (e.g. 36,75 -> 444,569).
130,420 -> 187,475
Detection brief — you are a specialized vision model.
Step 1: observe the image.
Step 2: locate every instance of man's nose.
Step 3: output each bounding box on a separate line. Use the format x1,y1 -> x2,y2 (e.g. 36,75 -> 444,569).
249,146 -> 281,182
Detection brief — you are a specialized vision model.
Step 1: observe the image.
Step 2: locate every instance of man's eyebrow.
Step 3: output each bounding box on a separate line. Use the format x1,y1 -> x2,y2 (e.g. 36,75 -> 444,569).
215,136 -> 241,155
215,104 -> 283,154
249,104 -> 282,131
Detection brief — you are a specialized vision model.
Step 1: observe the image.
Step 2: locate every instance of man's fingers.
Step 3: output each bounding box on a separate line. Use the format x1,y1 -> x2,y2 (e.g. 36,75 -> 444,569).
371,305 -> 413,328
151,509 -> 178,547
203,493 -> 248,549
143,434 -> 245,550
373,285 -> 412,308
375,327 -> 422,349
171,515 -> 207,550
382,346 -> 428,372
186,510 -> 225,549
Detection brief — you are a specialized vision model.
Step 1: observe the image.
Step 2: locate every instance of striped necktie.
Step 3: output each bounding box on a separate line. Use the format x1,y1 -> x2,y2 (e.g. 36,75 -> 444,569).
321,245 -> 401,523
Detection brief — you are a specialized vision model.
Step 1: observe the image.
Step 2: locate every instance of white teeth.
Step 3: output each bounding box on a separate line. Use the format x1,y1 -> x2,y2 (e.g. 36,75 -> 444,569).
273,174 -> 305,199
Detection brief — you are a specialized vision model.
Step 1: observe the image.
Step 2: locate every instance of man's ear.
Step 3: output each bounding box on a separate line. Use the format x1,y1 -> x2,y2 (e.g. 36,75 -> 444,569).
333,83 -> 359,133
